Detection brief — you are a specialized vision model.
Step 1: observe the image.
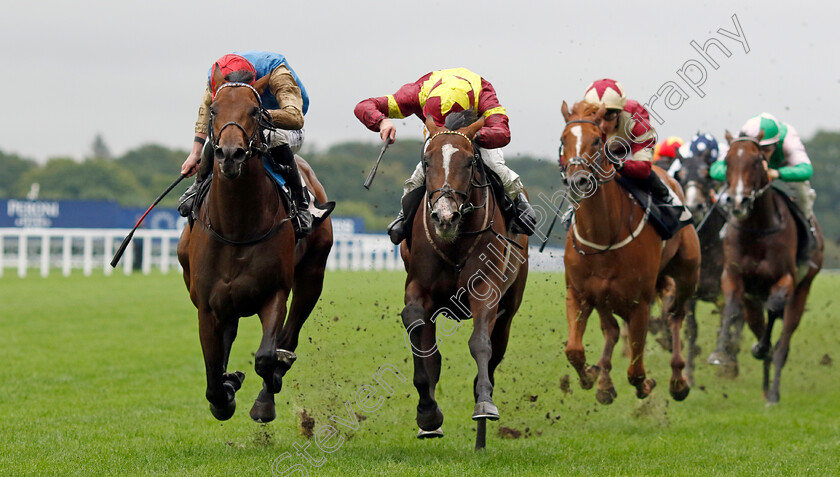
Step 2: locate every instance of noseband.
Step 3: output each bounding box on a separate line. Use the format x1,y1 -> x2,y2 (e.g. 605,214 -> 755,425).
560,119 -> 615,185
207,82 -> 273,160
424,130 -> 488,216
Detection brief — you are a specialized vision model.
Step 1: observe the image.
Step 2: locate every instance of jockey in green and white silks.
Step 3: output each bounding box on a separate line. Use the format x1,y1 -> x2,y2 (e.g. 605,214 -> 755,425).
710,112 -> 815,219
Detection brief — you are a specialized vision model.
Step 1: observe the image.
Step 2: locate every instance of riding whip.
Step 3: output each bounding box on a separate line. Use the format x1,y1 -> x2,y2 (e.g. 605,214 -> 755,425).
110,174 -> 187,268
363,140 -> 390,189
539,194 -> 568,253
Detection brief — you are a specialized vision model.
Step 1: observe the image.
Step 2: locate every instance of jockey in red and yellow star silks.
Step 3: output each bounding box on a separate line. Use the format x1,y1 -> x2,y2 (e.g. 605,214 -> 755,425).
355,68 -> 536,242
653,136 -> 684,163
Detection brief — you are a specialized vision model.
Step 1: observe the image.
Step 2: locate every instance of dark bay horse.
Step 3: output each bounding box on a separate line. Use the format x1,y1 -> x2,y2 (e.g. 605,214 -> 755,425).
399,112 -> 528,450
177,67 -> 333,422
716,131 -> 823,403
560,101 -> 700,404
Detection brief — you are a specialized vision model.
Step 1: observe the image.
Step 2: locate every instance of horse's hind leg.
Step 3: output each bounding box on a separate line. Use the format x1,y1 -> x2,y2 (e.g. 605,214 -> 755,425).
565,287 -> 598,390
594,308 -> 619,405
199,310 -> 243,421
767,280 -> 811,403
684,299 -> 698,386
625,301 -> 656,399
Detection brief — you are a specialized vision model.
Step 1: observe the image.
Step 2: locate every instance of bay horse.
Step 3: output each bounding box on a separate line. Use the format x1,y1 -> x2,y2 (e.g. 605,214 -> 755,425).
560,100 -> 700,404
399,112 -> 528,450
716,131 -> 823,403
177,66 -> 333,422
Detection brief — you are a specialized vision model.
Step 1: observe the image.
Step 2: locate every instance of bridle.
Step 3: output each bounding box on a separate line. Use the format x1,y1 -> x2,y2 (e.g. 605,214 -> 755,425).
423,130 -> 490,218
727,136 -> 774,214
207,82 -> 274,161
559,119 -> 617,186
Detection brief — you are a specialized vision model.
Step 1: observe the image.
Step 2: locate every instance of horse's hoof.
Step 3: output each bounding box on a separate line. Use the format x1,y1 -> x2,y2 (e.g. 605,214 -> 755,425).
417,406 -> 444,432
417,427 -> 444,439
670,380 -> 690,401
276,349 -> 297,370
707,351 -> 732,366
209,399 -> 236,421
765,390 -> 780,404
472,401 -> 500,421
596,386 -> 617,405
715,361 -> 739,379
580,365 -> 600,390
635,378 -> 657,399
250,388 -> 276,423
751,342 -> 770,360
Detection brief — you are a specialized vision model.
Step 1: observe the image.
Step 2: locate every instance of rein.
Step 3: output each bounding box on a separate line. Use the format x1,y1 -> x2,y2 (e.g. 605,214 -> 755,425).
200,82 -> 293,246
422,130 -> 495,271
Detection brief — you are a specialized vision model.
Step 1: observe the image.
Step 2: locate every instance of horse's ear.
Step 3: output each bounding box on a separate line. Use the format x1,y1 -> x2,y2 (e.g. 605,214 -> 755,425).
561,101 -> 571,122
425,114 -> 441,135
460,116 -> 486,140
253,74 -> 270,94
725,130 -> 734,144
211,63 -> 225,94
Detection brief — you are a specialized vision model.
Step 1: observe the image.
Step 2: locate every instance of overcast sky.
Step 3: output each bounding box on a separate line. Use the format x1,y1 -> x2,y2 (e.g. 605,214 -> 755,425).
1,1 -> 838,164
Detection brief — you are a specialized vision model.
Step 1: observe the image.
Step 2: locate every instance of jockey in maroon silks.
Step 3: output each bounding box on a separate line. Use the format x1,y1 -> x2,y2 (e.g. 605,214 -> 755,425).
580,78 -> 681,206
355,67 -> 536,244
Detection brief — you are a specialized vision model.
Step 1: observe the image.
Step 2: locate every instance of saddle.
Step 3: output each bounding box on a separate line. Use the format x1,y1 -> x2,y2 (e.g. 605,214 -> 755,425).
615,175 -> 693,240
400,154 -> 516,251
186,157 -> 335,231
771,186 -> 817,268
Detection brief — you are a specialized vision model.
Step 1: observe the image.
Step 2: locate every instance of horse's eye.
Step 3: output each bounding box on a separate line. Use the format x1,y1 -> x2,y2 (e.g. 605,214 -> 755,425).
592,137 -> 602,146
209,106 -> 217,117
250,106 -> 260,118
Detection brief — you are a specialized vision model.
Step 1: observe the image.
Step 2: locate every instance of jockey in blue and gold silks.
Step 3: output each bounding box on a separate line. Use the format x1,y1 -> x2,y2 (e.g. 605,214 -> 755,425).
355,68 -> 536,244
178,51 -> 313,238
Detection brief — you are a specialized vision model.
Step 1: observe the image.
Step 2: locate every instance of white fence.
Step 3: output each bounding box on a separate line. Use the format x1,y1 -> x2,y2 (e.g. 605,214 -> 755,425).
0,228 -> 562,278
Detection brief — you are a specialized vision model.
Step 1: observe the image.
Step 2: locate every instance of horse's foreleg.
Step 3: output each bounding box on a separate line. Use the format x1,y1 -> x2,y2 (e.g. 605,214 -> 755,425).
469,303 -> 500,422
594,308 -> 619,405
709,269 -> 743,367
250,290 -> 290,423
753,274 -> 793,360
199,309 -> 242,421
767,280 -> 811,403
684,299 -> 699,386
626,301 -> 656,399
401,283 -> 443,435
565,287 -> 597,390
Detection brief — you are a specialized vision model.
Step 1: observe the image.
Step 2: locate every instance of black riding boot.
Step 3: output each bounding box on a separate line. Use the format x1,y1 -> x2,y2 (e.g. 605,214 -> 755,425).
387,209 -> 406,245
177,145 -> 213,217
270,144 -> 313,239
512,193 -> 537,236
639,171 -> 673,204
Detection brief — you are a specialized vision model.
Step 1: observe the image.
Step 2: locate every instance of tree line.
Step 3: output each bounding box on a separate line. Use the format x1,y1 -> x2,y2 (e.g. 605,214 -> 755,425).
1,132 -> 838,262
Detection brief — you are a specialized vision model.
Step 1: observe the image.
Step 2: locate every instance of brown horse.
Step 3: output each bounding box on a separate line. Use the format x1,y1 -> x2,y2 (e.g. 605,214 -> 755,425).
560,100 -> 700,404
399,112 -> 528,450
715,131 -> 823,403
177,67 -> 333,422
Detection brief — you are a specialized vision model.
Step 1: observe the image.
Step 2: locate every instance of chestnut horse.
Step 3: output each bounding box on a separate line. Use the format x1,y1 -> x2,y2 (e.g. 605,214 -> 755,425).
715,131 -> 823,403
177,67 -> 333,422
399,112 -> 528,450
560,101 -> 700,404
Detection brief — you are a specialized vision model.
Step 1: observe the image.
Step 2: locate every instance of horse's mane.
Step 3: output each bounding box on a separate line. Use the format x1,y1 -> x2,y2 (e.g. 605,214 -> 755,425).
225,70 -> 256,84
444,109 -> 480,130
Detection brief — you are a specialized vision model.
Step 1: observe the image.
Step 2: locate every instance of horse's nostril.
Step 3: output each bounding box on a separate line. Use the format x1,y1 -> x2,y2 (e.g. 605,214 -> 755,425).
232,148 -> 246,161
451,212 -> 461,223
430,211 -> 440,222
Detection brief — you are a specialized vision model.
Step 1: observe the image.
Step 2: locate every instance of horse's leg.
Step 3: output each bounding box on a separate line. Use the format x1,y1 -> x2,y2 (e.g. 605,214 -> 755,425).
250,290 -> 290,423
401,282 -> 443,435
198,309 -> 243,421
766,279 -> 811,403
708,269 -> 743,367
684,298 -> 699,386
666,273 -> 694,402
626,300 -> 656,399
565,287 -> 598,390
469,303 -> 500,421
752,275 -> 793,360
652,279 -> 675,352
594,308 -> 619,405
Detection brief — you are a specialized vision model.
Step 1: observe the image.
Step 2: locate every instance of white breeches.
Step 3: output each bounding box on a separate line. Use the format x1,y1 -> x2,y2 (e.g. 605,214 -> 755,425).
403,147 -> 524,198
266,128 -> 305,154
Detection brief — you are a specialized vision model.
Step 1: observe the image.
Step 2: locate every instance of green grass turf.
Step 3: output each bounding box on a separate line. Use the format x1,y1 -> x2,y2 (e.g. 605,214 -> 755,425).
1,270 -> 838,476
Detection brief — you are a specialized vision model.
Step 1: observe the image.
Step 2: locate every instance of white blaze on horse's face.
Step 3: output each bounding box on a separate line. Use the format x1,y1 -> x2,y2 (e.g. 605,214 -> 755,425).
441,144 -> 456,184
570,125 -> 583,158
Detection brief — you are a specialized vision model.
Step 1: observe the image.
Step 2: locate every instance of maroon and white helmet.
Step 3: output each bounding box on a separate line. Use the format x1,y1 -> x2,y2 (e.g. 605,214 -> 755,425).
583,78 -> 627,111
